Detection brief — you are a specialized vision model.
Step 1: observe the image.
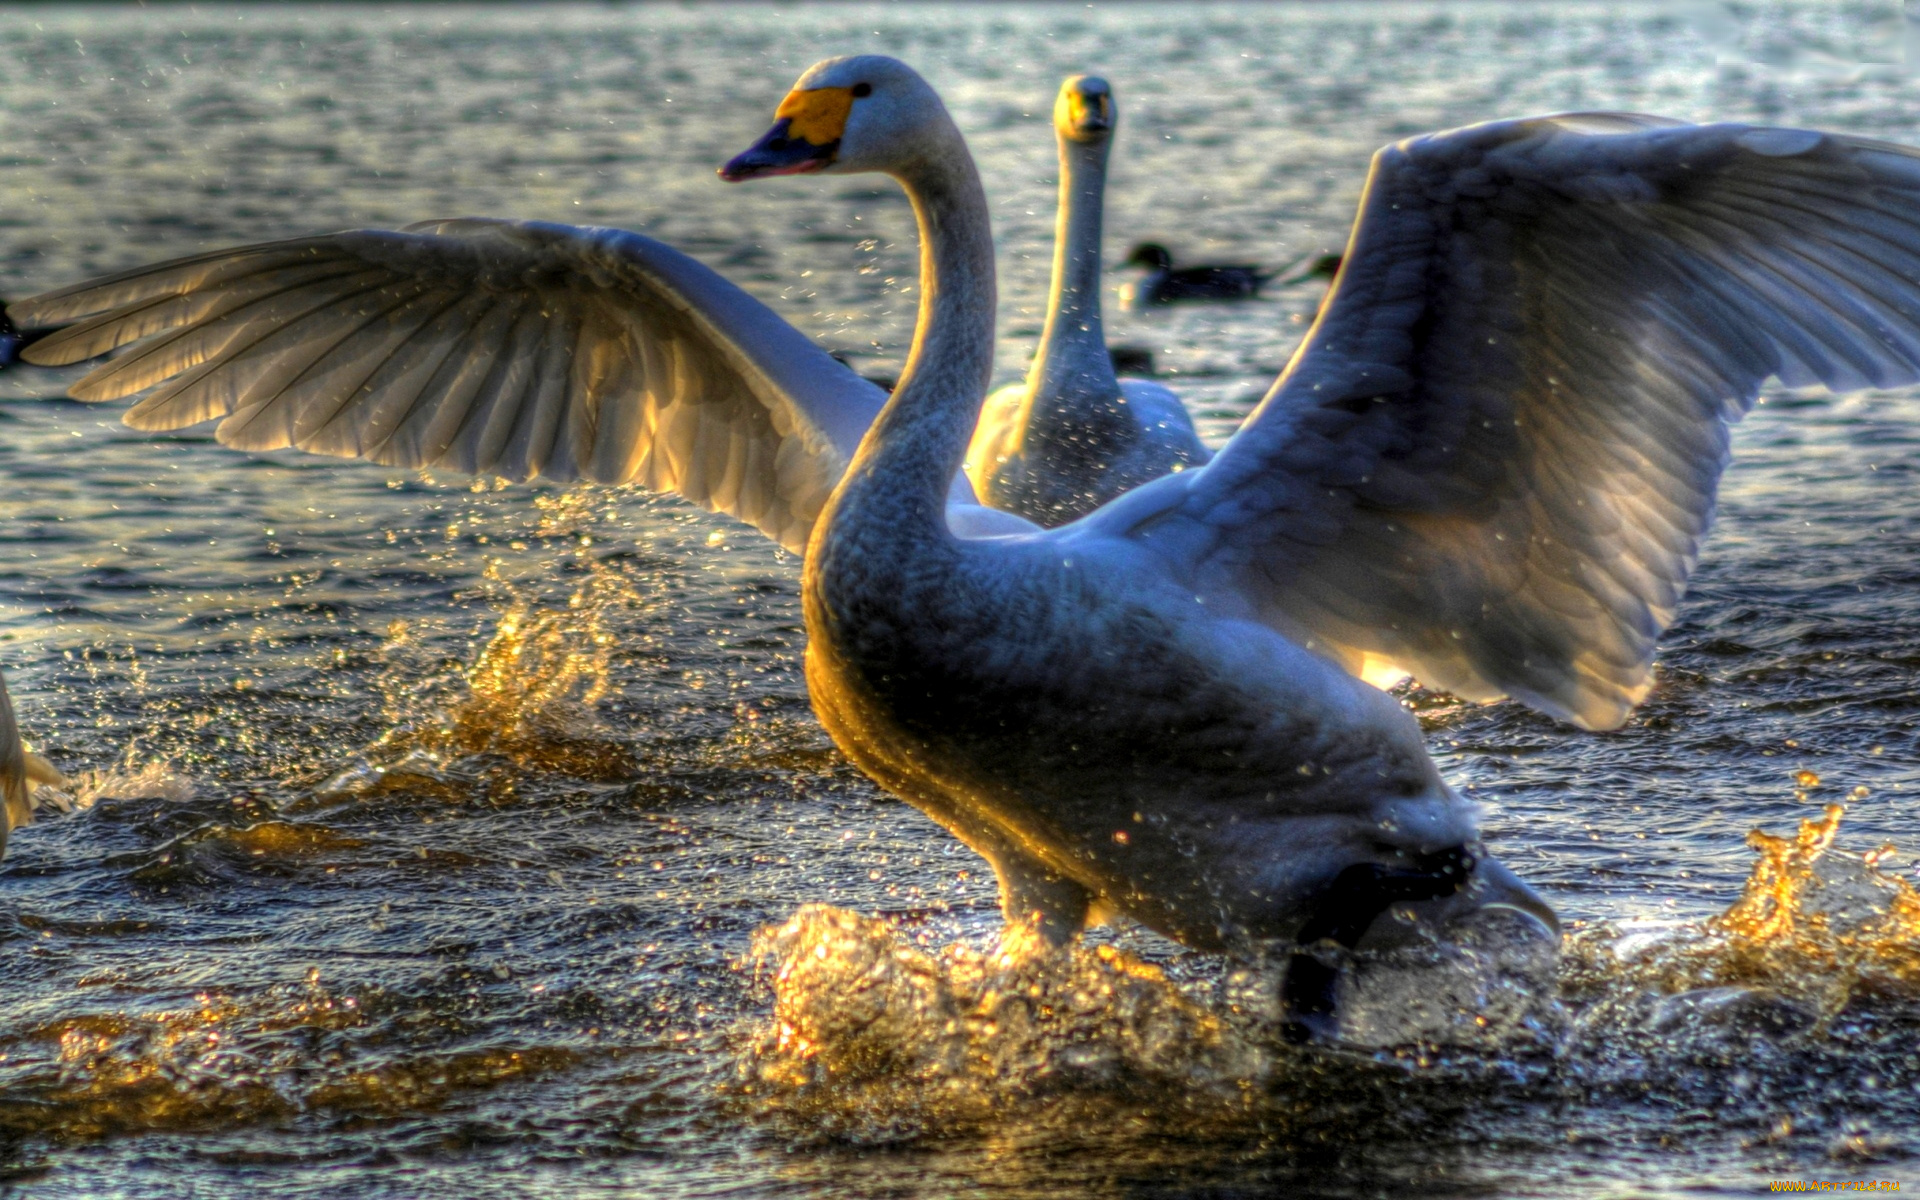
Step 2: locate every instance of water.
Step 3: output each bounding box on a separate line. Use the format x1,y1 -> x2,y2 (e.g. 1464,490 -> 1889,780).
0,2 -> 1918,1194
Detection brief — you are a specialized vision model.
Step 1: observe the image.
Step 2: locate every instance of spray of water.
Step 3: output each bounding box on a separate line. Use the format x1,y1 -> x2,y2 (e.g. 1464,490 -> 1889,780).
320,547 -> 642,799
741,789 -> 1920,1140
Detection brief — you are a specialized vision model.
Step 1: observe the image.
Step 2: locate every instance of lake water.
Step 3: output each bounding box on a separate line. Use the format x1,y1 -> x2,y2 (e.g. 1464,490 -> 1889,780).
1,2 -> 1919,1195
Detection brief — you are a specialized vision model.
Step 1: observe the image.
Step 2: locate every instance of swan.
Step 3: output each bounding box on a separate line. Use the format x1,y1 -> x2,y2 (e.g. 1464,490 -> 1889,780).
22,59 -> 1920,1040
0,668 -> 69,858
964,75 -> 1208,526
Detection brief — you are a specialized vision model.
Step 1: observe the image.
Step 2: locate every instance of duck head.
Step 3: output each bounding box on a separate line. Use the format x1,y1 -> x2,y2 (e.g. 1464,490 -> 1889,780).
1124,242 -> 1174,271
720,55 -> 954,182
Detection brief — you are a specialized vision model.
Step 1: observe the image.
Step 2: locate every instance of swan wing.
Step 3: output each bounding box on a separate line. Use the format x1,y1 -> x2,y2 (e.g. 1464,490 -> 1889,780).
1129,114 -> 1920,729
11,218 -> 890,553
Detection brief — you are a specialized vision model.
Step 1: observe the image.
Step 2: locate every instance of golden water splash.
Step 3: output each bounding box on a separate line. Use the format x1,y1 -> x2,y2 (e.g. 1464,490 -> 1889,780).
337,552 -> 640,790
439,557 -> 634,773
0,974 -> 571,1140
1581,800 -> 1920,1022
1707,804 -> 1920,1012
737,905 -> 1267,1137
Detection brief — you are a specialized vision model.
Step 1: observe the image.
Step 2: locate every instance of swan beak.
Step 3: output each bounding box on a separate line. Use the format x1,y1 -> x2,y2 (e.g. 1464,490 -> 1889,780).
719,86 -> 854,181
1059,77 -> 1113,141
1467,853 -> 1561,937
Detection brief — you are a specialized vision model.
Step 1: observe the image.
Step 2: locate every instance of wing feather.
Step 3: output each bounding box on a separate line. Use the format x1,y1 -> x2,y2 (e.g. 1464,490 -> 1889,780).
1116,116 -> 1920,728
500,314 -> 576,483
13,219 -> 890,552
214,288 -> 472,451
442,304 -> 547,477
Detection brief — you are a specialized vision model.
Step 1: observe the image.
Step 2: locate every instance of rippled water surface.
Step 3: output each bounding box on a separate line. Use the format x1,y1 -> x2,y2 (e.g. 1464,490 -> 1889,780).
2,3 -> 1920,1195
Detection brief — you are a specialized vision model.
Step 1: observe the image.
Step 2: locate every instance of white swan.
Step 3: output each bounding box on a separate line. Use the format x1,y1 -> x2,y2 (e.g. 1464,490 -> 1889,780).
964,75 -> 1207,526
0,668 -> 68,857
22,59 -> 1920,1039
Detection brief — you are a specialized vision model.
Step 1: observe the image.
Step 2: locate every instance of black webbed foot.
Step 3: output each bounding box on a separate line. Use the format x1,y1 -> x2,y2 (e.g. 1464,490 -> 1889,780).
1279,845 -> 1474,1045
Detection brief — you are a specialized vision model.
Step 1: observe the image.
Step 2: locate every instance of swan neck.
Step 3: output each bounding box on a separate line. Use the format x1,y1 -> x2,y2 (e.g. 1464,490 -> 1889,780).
835,135 -> 997,538
1031,134 -> 1118,400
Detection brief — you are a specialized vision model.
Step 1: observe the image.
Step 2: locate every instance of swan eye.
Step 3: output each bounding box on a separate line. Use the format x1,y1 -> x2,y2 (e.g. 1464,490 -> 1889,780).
852,83 -> 872,98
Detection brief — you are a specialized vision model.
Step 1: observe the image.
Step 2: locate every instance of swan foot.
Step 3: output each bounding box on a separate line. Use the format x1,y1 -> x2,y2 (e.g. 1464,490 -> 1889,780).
993,854 -> 1092,950
1279,845 -> 1474,1045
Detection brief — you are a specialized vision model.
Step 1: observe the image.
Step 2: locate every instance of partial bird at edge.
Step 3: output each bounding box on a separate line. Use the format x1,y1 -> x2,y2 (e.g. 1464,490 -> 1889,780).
0,666 -> 70,860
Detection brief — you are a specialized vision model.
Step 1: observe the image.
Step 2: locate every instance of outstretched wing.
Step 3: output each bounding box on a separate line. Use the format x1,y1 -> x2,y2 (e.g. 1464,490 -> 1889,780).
12,218 -> 890,553
1118,114 -> 1920,730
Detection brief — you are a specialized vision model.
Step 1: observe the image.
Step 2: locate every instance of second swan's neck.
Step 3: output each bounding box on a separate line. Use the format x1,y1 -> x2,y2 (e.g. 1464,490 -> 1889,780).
824,129 -> 998,550
1030,133 -> 1119,405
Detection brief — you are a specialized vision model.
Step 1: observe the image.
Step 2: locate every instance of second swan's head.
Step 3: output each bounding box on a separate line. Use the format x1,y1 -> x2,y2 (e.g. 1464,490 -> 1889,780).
720,55 -> 951,182
1055,74 -> 1114,144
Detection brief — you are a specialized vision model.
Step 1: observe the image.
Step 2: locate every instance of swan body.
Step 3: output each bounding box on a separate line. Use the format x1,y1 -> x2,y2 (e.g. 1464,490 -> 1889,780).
24,62 -> 1920,1038
723,60 -> 1543,987
964,76 -> 1207,526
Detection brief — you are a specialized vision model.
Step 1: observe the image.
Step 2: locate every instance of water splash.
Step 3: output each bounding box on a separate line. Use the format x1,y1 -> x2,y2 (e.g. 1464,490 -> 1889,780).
20,747 -> 198,836
433,556 -> 635,772
0,971 -> 573,1141
739,795 -> 1920,1145
736,905 -> 1271,1140
1572,799 -> 1920,1030
42,759 -> 198,815
320,546 -> 642,797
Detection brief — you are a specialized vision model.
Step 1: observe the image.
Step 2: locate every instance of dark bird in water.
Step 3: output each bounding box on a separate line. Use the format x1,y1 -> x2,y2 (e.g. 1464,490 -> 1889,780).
1106,343 -> 1156,375
1120,244 -> 1343,311
1280,251 -> 1342,287
1120,241 -> 1271,307
0,308 -> 57,370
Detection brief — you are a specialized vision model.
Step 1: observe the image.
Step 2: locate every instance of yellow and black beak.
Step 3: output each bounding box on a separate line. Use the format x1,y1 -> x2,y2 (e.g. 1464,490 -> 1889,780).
720,86 -> 855,181
1057,76 -> 1113,142
1067,89 -> 1112,138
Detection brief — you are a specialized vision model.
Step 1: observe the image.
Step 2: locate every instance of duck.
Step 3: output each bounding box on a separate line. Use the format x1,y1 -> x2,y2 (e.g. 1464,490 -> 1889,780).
22,61 -> 1920,1042
0,306 -> 61,371
1119,241 -> 1271,309
964,75 -> 1208,526
1279,251 -> 1342,288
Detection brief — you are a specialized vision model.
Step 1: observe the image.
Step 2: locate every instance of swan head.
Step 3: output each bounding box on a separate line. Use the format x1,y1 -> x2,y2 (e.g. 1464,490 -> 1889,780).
1055,75 -> 1114,144
720,55 -> 951,182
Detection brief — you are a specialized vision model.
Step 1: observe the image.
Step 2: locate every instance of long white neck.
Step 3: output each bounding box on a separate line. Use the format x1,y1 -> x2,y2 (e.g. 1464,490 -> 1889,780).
1029,131 -> 1119,405
820,121 -> 997,551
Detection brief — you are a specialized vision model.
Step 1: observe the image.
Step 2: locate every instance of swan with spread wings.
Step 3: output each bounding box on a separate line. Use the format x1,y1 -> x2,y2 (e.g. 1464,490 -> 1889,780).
21,59 -> 1920,1040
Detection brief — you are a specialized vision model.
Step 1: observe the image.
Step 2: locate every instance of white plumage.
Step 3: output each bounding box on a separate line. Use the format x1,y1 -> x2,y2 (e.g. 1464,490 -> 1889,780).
0,667 -> 67,858
20,220 -> 912,554
22,58 -> 1920,1035
963,75 -> 1207,526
